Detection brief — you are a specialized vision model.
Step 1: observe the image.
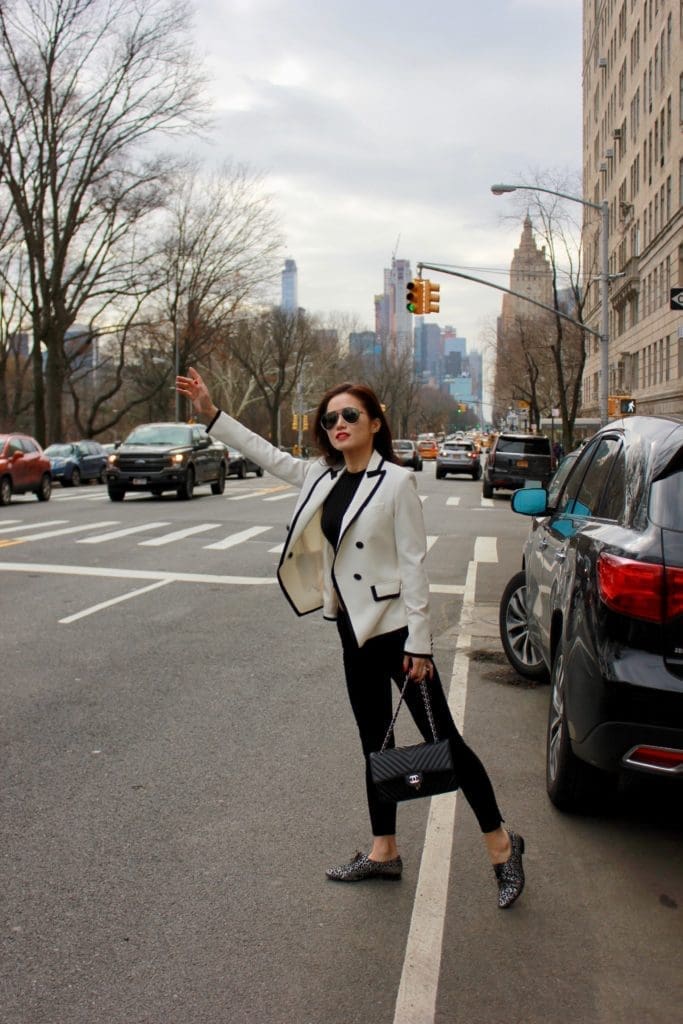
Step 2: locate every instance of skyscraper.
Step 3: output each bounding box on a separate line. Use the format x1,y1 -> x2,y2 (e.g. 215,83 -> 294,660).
281,259 -> 298,312
375,257 -> 413,361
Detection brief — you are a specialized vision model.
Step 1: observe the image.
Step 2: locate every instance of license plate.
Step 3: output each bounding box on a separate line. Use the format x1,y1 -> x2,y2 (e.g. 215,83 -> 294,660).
132,477 -> 147,485
516,459 -> 529,468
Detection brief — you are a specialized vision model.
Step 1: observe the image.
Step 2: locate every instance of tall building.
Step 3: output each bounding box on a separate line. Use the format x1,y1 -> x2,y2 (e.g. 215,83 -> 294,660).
280,258 -> 298,312
582,0 -> 682,416
493,216 -> 554,422
374,258 -> 413,361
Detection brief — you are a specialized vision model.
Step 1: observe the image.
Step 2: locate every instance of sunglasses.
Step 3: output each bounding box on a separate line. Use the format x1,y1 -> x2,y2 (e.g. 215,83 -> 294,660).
321,406 -> 364,431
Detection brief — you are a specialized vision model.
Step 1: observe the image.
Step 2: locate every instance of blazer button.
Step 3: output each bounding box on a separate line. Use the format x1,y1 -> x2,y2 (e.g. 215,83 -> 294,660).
355,541 -> 364,549
288,552 -> 293,558
353,573 -> 362,580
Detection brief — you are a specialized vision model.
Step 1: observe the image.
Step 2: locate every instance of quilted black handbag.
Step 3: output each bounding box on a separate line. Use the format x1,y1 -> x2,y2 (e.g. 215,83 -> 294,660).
369,676 -> 458,803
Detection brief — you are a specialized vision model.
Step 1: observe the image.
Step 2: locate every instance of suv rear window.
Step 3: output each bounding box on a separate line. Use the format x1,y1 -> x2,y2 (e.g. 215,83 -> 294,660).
650,468 -> 683,530
496,437 -> 550,455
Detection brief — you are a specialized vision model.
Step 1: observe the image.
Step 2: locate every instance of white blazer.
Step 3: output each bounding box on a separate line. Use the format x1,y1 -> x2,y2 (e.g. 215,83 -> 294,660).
208,411 -> 433,654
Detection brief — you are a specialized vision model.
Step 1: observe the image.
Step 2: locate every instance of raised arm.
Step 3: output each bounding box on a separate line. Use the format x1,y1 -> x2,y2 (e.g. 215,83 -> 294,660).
176,367 -> 308,489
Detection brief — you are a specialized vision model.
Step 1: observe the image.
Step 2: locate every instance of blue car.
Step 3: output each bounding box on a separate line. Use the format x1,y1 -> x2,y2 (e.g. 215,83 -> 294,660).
43,440 -> 108,487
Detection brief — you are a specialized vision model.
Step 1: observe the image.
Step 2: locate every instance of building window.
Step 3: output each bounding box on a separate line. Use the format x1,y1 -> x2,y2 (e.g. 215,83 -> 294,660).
665,335 -> 671,382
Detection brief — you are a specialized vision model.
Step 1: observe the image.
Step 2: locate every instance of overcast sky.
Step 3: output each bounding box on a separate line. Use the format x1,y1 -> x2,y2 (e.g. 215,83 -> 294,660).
191,0 -> 582,351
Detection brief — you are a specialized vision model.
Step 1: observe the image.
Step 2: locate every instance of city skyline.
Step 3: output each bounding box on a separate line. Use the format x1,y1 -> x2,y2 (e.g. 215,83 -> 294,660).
191,0 -> 582,346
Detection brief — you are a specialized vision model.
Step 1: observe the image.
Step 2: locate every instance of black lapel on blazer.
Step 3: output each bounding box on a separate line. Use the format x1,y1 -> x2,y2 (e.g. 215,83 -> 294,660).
276,462 -> 340,572
334,455 -> 386,553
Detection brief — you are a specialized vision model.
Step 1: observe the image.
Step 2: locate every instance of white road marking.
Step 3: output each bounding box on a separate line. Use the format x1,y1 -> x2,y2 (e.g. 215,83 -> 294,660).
429,583 -> 465,595
59,579 -> 173,624
203,525 -> 272,550
419,495 -> 428,503
446,496 -> 460,506
426,535 -> 437,552
0,561 -> 278,586
78,522 -> 172,544
0,520 -> 67,534
262,492 -> 296,502
269,543 -> 285,554
393,560 -> 476,1024
18,521 -> 120,541
53,492 -> 108,502
139,523 -> 221,546
480,497 -> 494,508
474,536 -> 498,562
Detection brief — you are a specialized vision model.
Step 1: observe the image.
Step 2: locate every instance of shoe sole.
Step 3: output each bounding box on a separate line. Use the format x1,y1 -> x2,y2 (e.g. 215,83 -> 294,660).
326,873 -> 402,882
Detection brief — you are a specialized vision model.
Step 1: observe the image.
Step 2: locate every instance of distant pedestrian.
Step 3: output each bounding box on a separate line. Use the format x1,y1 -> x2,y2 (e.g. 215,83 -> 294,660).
176,367 -> 526,908
552,440 -> 564,463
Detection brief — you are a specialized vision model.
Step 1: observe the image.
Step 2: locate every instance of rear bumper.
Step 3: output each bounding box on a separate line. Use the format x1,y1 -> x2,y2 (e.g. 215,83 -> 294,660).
574,721 -> 683,776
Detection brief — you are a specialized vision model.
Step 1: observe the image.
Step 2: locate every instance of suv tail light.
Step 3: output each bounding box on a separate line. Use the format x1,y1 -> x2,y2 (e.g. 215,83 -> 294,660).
597,553 -> 683,623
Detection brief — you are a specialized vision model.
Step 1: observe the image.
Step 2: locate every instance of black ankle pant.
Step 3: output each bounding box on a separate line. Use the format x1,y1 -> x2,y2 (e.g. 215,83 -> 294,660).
336,610 -> 503,837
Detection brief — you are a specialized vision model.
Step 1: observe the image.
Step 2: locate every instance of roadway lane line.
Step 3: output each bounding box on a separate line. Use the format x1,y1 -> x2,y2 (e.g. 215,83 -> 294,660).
18,521 -> 120,541
446,496 -> 460,506
59,579 -> 173,624
392,560 -> 476,1024
0,520 -> 67,534
78,522 -> 172,544
426,536 -> 437,552
473,536 -> 497,562
203,525 -> 272,550
269,543 -> 285,554
139,523 -> 221,546
0,562 -> 279,586
480,497 -> 494,508
262,492 -> 296,502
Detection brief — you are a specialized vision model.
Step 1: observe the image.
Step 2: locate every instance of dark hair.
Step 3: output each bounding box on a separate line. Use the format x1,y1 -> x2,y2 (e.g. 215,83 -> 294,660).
313,382 -> 397,467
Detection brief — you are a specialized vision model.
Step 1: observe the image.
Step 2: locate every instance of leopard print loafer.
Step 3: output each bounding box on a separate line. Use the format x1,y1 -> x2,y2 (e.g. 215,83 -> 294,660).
494,830 -> 525,909
326,851 -> 403,882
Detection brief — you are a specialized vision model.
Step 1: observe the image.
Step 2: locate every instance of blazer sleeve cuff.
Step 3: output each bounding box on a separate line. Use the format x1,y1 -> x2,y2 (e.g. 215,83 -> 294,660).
205,408 -> 222,432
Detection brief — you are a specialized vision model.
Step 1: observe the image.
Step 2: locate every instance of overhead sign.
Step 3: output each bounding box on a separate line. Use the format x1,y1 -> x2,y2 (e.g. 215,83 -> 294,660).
671,288 -> 683,310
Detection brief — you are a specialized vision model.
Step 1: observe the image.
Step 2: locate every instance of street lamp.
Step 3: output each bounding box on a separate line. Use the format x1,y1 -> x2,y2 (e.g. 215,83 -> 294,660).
491,182 -> 610,426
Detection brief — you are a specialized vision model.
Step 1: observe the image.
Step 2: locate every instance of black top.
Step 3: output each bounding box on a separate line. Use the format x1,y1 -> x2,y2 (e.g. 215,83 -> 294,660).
321,469 -> 365,549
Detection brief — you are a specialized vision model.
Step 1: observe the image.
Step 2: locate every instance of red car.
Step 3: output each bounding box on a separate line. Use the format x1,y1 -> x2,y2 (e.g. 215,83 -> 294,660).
0,433 -> 52,505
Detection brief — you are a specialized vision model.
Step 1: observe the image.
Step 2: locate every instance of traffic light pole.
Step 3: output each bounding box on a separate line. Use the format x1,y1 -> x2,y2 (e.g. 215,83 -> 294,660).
417,262 -> 602,339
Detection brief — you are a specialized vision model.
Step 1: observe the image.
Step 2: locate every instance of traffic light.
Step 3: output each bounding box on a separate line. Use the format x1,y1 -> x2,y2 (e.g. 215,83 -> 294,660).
303,414 -> 309,430
406,280 -> 425,314
619,398 -> 636,414
291,414 -> 299,430
425,280 -> 440,314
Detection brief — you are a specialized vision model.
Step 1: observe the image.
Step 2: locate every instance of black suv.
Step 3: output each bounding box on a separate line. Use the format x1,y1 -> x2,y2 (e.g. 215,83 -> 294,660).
500,415 -> 683,812
483,432 -> 552,498
106,422 -> 228,501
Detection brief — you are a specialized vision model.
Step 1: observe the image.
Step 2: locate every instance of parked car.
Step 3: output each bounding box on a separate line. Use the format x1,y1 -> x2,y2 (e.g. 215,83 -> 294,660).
392,439 -> 423,471
482,431 -> 553,498
435,440 -> 482,480
105,422 -> 228,501
498,415 -> 683,812
43,440 -> 109,486
222,445 -> 264,479
0,433 -> 52,505
417,438 -> 439,460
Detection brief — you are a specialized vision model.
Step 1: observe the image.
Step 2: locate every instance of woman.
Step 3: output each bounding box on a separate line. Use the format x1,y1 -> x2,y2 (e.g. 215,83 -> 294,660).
176,368 -> 525,909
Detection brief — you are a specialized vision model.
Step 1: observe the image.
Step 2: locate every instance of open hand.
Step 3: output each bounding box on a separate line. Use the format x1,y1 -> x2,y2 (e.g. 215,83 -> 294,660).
175,367 -> 217,421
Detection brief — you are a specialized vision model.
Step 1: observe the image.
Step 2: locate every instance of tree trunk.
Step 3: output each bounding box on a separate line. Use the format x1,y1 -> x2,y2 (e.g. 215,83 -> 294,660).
44,332 -> 66,443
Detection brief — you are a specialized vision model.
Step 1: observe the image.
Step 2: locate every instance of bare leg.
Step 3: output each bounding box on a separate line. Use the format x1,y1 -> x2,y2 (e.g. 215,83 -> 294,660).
369,835 -> 400,861
484,826 -> 512,865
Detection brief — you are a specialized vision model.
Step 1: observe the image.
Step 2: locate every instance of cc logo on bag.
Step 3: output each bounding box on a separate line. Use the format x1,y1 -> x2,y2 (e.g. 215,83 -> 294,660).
407,772 -> 423,790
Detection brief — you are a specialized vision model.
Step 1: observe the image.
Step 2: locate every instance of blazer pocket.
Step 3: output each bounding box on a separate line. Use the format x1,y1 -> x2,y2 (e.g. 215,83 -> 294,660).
371,579 -> 401,602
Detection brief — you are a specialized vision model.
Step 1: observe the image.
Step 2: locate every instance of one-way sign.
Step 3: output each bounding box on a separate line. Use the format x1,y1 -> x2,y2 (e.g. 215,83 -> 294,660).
671,288 -> 683,310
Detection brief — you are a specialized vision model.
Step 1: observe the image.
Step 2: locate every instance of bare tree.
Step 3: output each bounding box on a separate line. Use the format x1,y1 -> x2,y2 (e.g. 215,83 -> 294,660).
0,0 -> 207,442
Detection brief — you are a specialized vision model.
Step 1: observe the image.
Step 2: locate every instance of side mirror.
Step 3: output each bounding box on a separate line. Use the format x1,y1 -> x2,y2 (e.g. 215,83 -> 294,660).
511,487 -> 548,516
197,436 -> 210,448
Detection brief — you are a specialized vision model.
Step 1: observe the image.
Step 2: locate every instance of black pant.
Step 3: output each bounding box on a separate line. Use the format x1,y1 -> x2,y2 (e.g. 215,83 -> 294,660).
336,610 -> 503,837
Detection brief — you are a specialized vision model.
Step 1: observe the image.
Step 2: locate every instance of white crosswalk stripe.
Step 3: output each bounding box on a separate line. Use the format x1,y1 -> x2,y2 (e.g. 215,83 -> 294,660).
446,496 -> 461,506
78,522 -> 172,544
262,492 -> 296,502
19,521 -> 120,542
203,525 -> 272,551
480,497 -> 494,508
139,523 -> 221,547
0,520 -> 67,534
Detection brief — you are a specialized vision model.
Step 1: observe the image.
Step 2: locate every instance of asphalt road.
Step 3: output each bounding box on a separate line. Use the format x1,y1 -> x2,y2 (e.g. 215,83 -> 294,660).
1,465 -> 681,1024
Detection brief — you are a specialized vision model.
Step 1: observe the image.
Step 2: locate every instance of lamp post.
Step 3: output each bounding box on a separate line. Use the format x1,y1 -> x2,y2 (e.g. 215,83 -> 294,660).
491,183 -> 610,426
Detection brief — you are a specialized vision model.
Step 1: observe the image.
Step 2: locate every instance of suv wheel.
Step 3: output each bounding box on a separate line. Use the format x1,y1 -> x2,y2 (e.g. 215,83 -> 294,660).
435,468 -> 446,480
69,466 -> 81,487
482,480 -> 494,498
546,644 -> 614,812
36,473 -> 52,502
177,466 -> 195,500
255,466 -> 264,477
108,485 -> 126,502
472,464 -> 482,481
211,464 -> 226,495
499,571 -> 548,681
0,475 -> 12,505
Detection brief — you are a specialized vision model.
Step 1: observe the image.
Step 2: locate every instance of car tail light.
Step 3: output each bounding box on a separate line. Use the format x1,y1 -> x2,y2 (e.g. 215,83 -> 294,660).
623,745 -> 683,773
665,566 -> 683,620
597,553 -> 664,623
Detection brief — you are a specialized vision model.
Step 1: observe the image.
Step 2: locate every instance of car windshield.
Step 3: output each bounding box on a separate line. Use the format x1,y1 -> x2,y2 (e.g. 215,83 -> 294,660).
124,426 -> 191,446
443,443 -> 472,452
44,444 -> 75,457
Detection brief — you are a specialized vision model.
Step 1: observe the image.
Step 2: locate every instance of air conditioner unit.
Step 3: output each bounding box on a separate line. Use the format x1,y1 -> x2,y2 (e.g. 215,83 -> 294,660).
605,148 -> 614,159
598,56 -> 607,68
613,127 -> 622,139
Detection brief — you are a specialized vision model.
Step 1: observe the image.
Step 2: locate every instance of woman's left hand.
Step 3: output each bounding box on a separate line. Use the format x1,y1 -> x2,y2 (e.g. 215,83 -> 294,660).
403,655 -> 434,683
